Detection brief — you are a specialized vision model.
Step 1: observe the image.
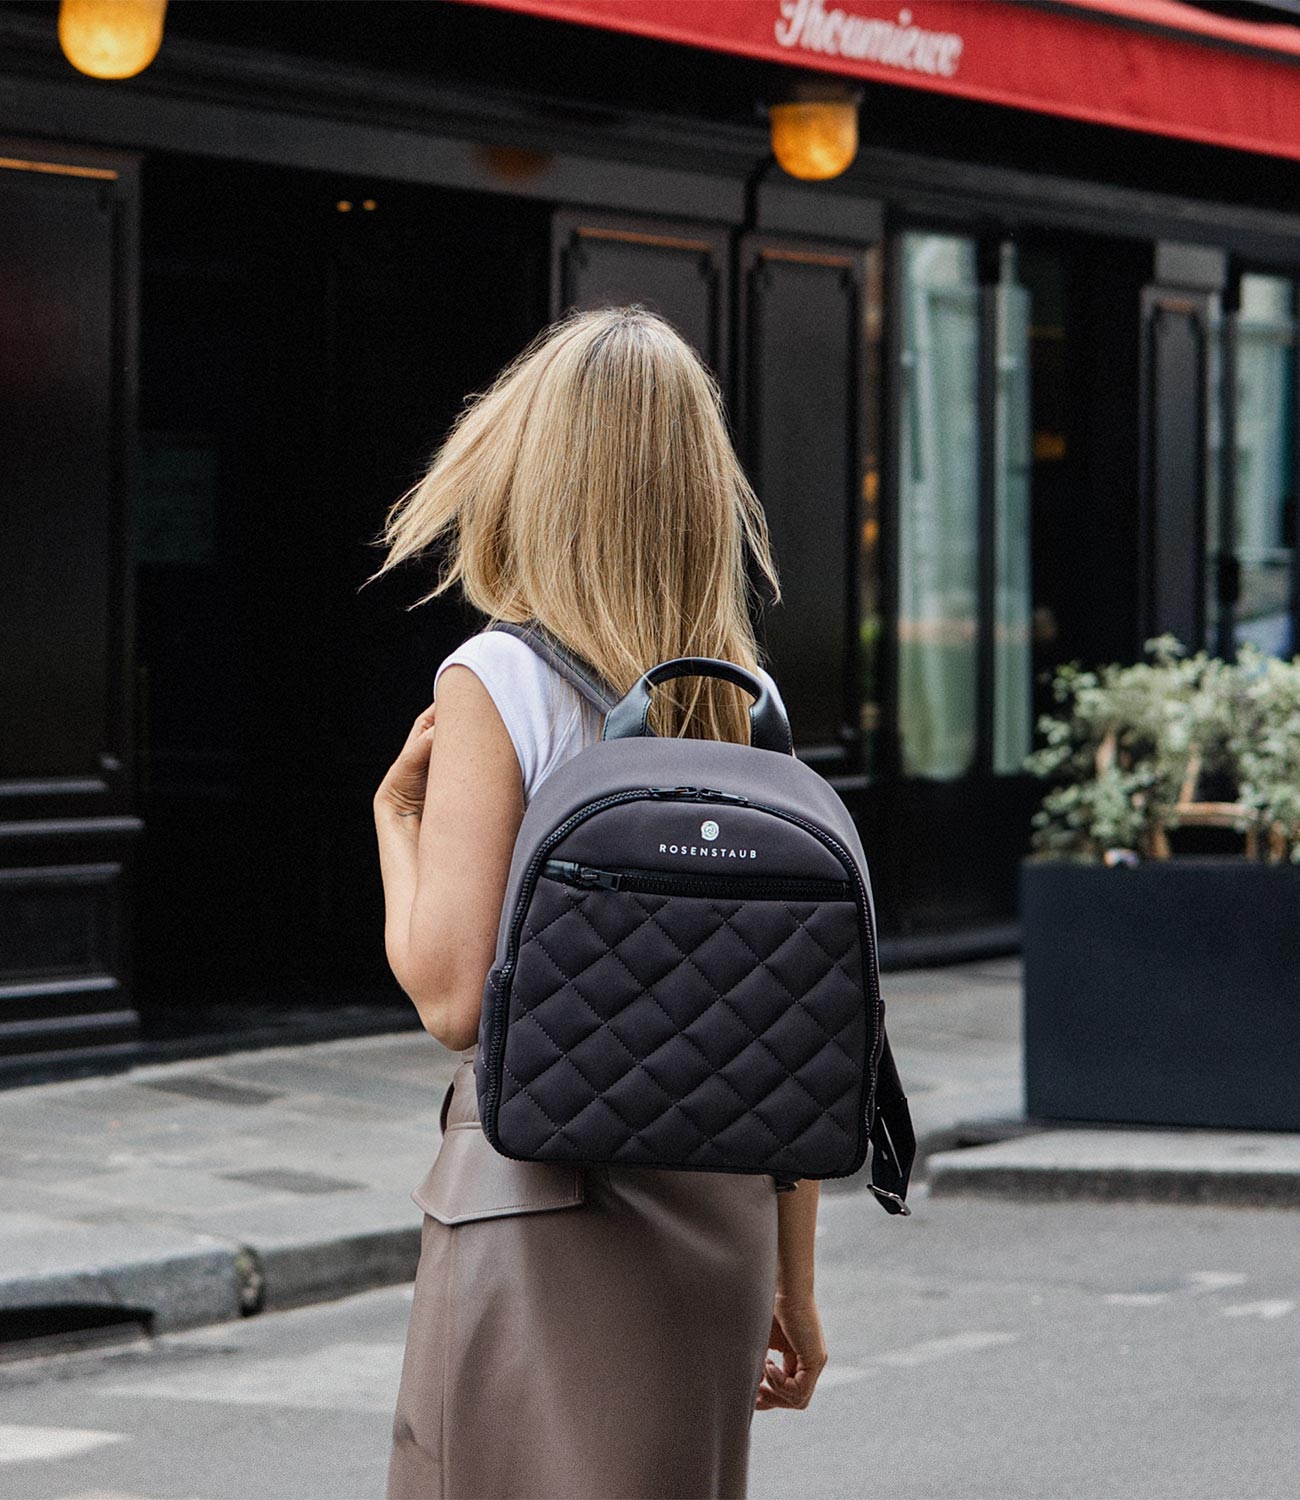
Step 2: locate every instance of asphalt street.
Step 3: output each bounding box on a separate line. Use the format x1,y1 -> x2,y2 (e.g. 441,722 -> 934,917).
1,1186 -> 1296,1500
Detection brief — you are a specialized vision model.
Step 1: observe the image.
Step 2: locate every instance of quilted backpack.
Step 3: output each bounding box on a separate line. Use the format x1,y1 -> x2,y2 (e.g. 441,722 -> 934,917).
474,620 -> 916,1214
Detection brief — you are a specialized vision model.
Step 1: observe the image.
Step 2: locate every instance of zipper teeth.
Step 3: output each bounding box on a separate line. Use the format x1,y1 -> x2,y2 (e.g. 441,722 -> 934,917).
542,861 -> 852,899
482,790 -> 883,1173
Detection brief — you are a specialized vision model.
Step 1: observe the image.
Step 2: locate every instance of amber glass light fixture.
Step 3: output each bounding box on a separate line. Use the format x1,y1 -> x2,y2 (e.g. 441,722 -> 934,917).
59,0 -> 168,80
769,80 -> 862,182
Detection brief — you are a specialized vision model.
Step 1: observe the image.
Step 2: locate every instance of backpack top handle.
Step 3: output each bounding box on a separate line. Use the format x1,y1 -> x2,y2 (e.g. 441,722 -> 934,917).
488,621 -> 792,756
602,657 -> 793,756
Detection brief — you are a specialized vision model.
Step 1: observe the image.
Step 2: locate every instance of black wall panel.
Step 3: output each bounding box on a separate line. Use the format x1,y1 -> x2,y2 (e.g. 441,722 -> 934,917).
551,210 -> 731,387
739,238 -> 866,768
0,144 -> 140,1065
1139,285 -> 1214,649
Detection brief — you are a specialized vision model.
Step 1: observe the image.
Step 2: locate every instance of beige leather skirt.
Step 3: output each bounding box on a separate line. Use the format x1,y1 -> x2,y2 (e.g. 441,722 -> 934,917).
386,1049 -> 780,1500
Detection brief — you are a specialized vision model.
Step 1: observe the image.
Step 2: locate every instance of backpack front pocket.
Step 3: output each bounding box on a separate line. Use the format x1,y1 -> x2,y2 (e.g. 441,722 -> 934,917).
490,866 -> 870,1179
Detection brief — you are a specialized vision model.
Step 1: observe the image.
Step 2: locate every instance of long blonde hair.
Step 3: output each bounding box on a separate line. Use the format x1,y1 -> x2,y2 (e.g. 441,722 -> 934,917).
366,305 -> 781,743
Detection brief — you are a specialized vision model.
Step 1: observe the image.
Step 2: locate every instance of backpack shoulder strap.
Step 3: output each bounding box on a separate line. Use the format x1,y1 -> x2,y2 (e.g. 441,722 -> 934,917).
866,1030 -> 916,1215
487,620 -> 620,716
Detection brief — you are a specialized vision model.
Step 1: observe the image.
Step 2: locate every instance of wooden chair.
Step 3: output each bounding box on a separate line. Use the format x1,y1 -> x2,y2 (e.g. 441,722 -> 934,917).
1148,744 -> 1262,860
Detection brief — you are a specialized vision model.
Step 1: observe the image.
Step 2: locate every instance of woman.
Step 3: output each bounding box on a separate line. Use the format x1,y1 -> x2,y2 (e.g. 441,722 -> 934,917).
370,306 -> 828,1500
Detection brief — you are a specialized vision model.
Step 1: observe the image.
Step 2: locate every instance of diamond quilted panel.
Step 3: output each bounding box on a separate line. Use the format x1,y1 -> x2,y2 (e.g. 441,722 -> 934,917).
491,876 -> 872,1177
717,1042 -> 789,1103
567,1023 -> 663,1098
563,1094 -> 637,1159
606,995 -> 680,1059
682,999 -> 762,1070
680,1072 -> 774,1140
516,992 -> 604,1054
502,1013 -> 568,1086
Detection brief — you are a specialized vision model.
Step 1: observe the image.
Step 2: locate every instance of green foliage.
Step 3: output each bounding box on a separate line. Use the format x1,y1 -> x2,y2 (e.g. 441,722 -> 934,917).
1230,649 -> 1300,861
1025,636 -> 1287,860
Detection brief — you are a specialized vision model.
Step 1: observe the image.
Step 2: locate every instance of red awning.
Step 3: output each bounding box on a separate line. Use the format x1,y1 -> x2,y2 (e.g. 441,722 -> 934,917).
462,0 -> 1300,163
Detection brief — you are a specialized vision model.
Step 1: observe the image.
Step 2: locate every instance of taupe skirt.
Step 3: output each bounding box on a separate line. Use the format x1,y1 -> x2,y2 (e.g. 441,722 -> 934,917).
386,1050 -> 780,1500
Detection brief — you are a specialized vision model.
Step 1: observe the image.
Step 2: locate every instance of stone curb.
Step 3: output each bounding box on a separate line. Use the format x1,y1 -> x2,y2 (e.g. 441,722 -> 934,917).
929,1161 -> 1300,1208
250,1226 -> 422,1313
0,1235 -> 243,1338
927,1127 -> 1300,1209
0,1223 -> 423,1349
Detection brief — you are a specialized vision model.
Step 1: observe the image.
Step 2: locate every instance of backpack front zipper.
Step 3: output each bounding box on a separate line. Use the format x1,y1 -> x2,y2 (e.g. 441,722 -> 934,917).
542,859 -> 853,902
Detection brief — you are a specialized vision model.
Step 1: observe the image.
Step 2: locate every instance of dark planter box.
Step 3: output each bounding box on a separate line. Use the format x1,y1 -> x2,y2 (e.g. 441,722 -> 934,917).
1022,858 -> 1300,1130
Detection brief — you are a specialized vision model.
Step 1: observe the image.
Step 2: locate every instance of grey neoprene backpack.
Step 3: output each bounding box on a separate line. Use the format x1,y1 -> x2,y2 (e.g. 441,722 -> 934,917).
473,620 -> 916,1214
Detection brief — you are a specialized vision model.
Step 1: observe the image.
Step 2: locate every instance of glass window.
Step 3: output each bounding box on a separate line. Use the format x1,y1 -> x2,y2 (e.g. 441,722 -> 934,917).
1234,273 -> 1296,657
897,233 -> 980,778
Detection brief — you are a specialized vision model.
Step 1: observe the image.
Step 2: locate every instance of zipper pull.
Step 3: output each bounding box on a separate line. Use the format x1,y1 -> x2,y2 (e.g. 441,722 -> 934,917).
649,785 -> 701,799
698,787 -> 749,805
543,859 -> 622,891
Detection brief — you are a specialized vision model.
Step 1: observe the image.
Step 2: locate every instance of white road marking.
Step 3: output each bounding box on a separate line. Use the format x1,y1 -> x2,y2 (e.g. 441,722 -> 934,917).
102,1341 -> 406,1413
1221,1300 -> 1295,1320
1105,1293 -> 1170,1307
52,1492 -> 211,1500
872,1331 -> 1018,1367
781,1334 -> 1017,1395
1184,1272 -> 1249,1294
0,1425 -> 127,1465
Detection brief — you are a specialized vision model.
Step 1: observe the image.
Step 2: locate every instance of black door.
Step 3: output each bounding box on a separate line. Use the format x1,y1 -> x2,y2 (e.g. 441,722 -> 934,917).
0,143 -> 141,1068
551,208 -> 731,383
133,159 -> 551,1036
736,235 -> 873,777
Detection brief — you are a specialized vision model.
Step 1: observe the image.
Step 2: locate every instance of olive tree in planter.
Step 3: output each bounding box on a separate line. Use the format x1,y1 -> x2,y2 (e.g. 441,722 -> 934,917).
1021,638 -> 1300,1130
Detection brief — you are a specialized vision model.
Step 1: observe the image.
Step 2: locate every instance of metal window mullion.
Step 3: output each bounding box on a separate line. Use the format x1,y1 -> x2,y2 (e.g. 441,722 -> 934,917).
974,240 -> 1001,780
1215,270 -> 1241,660
878,230 -> 905,782
1290,276 -> 1300,656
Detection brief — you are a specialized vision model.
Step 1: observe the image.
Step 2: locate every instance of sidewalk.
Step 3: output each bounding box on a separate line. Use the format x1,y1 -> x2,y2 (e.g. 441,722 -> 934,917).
2,957 -> 1291,1352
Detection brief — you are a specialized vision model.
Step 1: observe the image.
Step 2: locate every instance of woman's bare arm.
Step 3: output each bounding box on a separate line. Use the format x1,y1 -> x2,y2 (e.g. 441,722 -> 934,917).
373,666 -> 525,1050
775,1178 -> 820,1302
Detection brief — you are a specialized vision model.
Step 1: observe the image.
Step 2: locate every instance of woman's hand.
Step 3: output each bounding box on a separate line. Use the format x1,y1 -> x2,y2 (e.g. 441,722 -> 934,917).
755,1293 -> 827,1411
374,704 -> 436,822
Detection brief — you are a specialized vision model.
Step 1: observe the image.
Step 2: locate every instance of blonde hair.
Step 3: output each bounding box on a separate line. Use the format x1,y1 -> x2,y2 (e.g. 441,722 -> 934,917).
365,305 -> 781,744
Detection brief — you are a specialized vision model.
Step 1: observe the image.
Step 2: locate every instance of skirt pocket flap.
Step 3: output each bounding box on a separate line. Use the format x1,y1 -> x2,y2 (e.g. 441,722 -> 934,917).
411,1123 -> 586,1226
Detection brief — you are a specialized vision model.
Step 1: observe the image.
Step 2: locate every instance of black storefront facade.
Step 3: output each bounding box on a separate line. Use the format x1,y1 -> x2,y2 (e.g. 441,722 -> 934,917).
5,0 -> 1300,1075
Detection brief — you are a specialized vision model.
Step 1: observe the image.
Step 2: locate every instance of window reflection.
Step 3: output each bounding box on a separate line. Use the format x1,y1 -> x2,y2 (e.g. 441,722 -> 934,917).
1207,273 -> 1297,657
1235,273 -> 1296,657
898,232 -> 979,779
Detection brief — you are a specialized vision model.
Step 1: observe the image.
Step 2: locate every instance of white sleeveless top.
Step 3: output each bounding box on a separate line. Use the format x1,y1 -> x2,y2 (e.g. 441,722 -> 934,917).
434,628 -> 784,806
433,629 -> 603,803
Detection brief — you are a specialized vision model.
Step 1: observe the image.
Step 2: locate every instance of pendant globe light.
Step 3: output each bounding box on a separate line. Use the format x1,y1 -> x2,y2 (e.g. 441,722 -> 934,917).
59,0 -> 168,81
769,78 -> 863,182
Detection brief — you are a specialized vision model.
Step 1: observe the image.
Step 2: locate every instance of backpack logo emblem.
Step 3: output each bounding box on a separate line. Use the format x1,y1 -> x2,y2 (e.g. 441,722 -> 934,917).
700,820 -> 719,842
